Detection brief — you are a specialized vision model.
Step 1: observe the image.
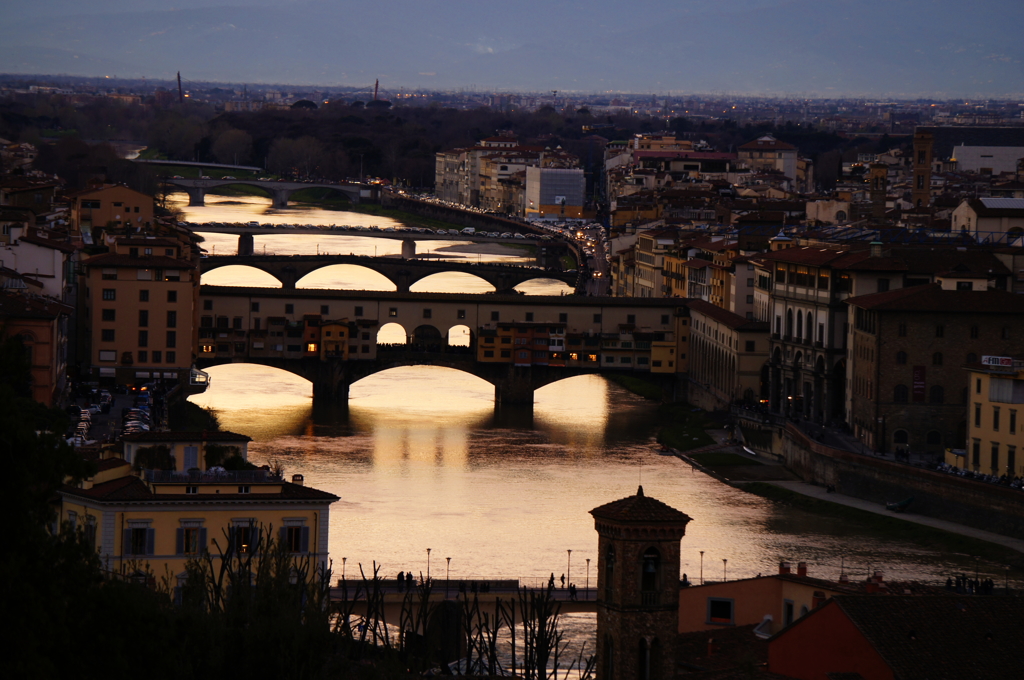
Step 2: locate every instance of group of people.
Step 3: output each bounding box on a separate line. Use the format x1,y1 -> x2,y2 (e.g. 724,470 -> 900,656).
946,573 -> 999,595
934,462 -> 1024,490
547,573 -> 580,600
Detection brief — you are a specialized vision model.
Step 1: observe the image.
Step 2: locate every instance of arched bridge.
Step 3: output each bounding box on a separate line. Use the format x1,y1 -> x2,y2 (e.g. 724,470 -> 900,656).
200,254 -> 582,293
165,178 -> 365,208
196,349 -> 671,405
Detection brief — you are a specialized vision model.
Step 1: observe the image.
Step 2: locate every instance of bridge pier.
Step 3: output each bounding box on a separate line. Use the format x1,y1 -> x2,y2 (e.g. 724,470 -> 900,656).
313,378 -> 350,401
238,233 -> 255,256
186,188 -> 206,207
494,366 -> 536,405
401,238 -> 416,259
272,189 -> 290,209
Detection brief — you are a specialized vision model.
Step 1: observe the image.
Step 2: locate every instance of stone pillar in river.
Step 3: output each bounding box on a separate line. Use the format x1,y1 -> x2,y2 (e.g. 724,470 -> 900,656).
238,233 -> 255,256
591,486 -> 691,680
401,238 -> 416,259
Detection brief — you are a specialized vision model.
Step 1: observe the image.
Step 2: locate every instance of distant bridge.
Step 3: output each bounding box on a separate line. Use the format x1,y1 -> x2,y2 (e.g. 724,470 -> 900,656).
200,253 -> 582,293
192,224 -> 557,259
165,177 -> 366,208
136,159 -> 264,173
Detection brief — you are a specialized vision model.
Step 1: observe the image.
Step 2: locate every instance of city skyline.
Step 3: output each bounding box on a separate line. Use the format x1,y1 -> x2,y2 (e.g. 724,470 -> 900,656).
2,0 -> 1022,98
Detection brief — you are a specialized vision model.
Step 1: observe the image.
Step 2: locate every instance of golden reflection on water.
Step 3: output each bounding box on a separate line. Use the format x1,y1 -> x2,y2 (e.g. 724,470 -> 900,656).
187,363 -> 1004,587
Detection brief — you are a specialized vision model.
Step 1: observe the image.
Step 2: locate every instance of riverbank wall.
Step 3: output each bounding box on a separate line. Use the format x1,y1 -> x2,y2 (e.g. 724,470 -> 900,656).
779,423 -> 1024,540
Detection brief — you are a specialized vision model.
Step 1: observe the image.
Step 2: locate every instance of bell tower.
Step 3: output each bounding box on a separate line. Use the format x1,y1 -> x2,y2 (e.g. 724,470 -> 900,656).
591,486 -> 692,680
911,131 -> 933,209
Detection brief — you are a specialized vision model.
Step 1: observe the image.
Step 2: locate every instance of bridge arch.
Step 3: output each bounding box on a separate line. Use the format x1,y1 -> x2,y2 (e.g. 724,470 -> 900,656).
409,271 -> 496,294
377,322 -> 408,345
200,264 -> 283,288
447,324 -> 472,347
513,277 -> 575,295
296,264 -> 397,291
412,324 -> 444,351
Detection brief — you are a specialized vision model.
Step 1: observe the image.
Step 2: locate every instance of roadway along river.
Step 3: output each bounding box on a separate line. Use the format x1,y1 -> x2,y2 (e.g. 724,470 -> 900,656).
182,192 -> 1015,589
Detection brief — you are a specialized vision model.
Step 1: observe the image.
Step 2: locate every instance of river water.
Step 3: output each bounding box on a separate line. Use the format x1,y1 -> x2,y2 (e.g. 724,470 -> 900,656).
183,193 -> 1016,657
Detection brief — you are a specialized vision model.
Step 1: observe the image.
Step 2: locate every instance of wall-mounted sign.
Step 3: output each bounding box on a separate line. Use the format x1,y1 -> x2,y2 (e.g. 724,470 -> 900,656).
981,355 -> 1013,366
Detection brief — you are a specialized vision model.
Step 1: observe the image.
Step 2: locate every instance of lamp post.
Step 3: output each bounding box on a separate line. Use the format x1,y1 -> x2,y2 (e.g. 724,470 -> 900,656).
427,548 -> 432,582
700,551 -> 705,585
567,550 -> 572,589
342,557 -> 347,580
586,558 -> 590,599
446,557 -> 451,599
723,558 -> 728,582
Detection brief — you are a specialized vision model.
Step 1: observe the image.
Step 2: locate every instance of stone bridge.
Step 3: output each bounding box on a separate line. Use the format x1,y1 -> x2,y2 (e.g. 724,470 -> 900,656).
200,254 -> 582,293
165,178 -> 365,208
196,349 -> 674,405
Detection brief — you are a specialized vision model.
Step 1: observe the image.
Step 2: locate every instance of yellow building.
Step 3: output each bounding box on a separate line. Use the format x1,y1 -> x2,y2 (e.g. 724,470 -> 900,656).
958,357 -> 1024,477
58,461 -> 338,579
68,184 -> 155,233
81,244 -> 199,386
687,299 -> 769,411
319,318 -> 354,359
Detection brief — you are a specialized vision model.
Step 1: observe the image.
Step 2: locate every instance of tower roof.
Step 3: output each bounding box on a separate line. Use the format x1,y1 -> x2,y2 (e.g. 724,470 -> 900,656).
590,485 -> 692,524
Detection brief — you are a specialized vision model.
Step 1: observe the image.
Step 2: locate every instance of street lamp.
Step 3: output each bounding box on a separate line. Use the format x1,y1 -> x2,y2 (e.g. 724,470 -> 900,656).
700,551 -> 705,585
567,550 -> 572,589
446,557 -> 451,599
427,548 -> 432,582
342,557 -> 347,580
586,558 -> 591,599
723,558 -> 728,582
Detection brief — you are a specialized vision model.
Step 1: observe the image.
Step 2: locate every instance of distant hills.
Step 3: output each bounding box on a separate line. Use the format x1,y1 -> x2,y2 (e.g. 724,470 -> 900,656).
1,0 -> 1021,97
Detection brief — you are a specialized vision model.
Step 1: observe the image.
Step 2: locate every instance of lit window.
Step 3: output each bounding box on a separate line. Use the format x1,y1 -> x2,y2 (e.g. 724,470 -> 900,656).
307,343 -> 317,352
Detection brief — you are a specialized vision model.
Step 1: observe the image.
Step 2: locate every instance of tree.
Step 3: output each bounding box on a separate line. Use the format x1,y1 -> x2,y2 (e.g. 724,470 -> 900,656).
212,128 -> 253,166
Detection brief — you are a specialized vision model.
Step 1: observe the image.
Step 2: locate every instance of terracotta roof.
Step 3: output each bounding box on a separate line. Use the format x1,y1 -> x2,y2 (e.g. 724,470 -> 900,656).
688,300 -> 770,332
752,247 -> 869,268
94,457 -> 130,472
590,485 -> 692,524
121,430 -> 252,443
61,476 -> 338,503
0,290 -> 73,318
846,283 -> 1024,314
830,595 -> 1024,680
83,253 -> 195,268
19,233 -> 76,253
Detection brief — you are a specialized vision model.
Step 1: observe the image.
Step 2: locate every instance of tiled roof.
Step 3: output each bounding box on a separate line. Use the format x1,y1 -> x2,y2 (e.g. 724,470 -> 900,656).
738,135 -> 796,151
688,300 -> 769,332
846,283 -> 1024,314
833,595 -> 1024,680
0,290 -> 73,319
590,485 -> 692,524
18,233 -> 76,253
94,457 -> 130,472
121,430 -> 253,443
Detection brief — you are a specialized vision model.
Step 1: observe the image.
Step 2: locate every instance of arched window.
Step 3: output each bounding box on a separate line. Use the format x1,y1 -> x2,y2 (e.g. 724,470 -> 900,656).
893,430 -> 909,445
796,313 -> 803,341
894,385 -> 909,403
927,431 -> 943,446
929,385 -> 944,404
805,311 -> 813,341
641,548 -> 660,592
786,309 -> 793,338
932,352 -> 943,366
896,351 -> 907,365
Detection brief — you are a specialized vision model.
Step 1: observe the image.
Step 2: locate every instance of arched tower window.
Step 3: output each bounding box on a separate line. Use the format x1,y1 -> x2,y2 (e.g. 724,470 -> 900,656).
641,547 -> 660,605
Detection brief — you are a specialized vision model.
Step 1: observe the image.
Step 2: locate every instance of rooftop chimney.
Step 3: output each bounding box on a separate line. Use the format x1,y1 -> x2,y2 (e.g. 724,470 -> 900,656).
291,474 -> 304,486
779,561 -> 792,575
797,562 -> 808,577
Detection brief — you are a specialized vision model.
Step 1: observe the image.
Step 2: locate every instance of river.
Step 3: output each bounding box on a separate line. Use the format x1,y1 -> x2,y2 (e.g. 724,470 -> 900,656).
182,192 -> 1016,660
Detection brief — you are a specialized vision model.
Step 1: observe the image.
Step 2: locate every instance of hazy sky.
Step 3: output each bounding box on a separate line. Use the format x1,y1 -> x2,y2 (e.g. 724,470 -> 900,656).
2,0 -> 1022,97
